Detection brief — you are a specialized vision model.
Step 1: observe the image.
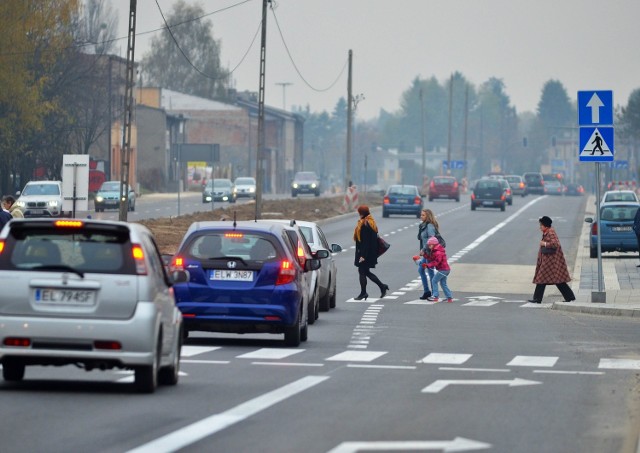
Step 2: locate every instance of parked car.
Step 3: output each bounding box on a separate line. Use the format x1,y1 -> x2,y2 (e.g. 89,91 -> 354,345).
382,184 -> 423,218
470,178 -> 506,211
202,179 -> 236,203
291,171 -> 321,197
585,202 -> 640,258
565,183 -> 585,196
504,175 -> 527,197
15,180 -> 64,218
169,221 -> 324,346
522,172 -> 544,195
428,176 -> 460,202
94,180 -> 136,212
0,218 -> 187,392
544,179 -> 565,196
233,176 -> 257,199
294,220 -> 342,312
601,190 -> 639,204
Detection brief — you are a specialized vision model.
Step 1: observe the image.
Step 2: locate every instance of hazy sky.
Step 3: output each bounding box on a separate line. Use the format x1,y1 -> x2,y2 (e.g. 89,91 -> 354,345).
113,0 -> 640,120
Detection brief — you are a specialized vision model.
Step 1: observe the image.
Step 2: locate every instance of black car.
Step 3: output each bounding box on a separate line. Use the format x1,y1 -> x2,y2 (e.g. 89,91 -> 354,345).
291,171 -> 321,197
470,179 -> 507,211
523,172 -> 544,195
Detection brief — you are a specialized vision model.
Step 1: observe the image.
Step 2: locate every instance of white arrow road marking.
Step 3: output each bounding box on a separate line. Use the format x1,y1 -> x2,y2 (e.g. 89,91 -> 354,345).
127,375 -> 329,453
421,378 -> 541,393
587,92 -> 604,123
326,437 -> 492,452
467,295 -> 504,301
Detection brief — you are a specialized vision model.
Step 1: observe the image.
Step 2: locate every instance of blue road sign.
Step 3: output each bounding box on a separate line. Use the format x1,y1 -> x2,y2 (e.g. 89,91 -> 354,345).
578,91 -> 613,125
442,160 -> 465,169
579,127 -> 614,162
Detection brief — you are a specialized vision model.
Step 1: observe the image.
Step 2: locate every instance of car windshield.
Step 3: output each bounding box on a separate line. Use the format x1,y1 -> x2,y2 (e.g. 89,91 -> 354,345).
22,184 -> 60,196
207,180 -> 231,189
295,172 -> 317,181
100,182 -> 120,191
600,206 -> 639,222
235,178 -> 255,185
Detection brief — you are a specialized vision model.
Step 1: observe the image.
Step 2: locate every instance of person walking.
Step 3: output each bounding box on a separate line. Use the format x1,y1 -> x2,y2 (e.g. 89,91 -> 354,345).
353,205 -> 389,300
633,207 -> 640,267
529,216 -> 576,303
2,195 -> 24,219
423,236 -> 453,302
416,208 -> 439,300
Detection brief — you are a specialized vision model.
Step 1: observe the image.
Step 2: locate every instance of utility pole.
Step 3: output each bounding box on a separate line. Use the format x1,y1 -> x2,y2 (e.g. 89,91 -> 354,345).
420,87 -> 426,178
119,0 -> 137,221
463,84 -> 469,180
275,82 -> 292,110
255,0 -> 269,220
446,73 -> 453,176
345,49 -> 353,189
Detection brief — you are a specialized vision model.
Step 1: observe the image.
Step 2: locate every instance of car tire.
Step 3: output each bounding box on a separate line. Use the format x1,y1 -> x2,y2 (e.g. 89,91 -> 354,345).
416,211 -> 421,218
319,285 -> 330,312
307,292 -> 317,325
382,209 -> 389,218
158,330 -> 181,386
2,358 -> 25,382
284,305 -> 302,347
329,277 -> 337,309
590,246 -> 597,259
134,341 -> 159,393
455,197 -> 460,202
500,203 -> 506,212
315,191 -> 320,197
428,197 -> 433,202
508,200 -> 513,206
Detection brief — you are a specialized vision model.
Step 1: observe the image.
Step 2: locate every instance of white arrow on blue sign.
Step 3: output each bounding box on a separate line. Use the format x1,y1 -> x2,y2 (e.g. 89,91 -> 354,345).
578,91 -> 613,126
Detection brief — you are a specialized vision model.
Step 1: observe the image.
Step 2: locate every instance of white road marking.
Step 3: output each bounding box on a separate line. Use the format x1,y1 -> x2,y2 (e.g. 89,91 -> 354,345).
347,364 -> 417,370
126,376 -> 329,453
598,358 -> 640,370
327,437 -> 492,453
251,362 -> 323,367
237,348 -> 304,360
463,300 -> 500,307
439,367 -> 510,373
533,370 -> 604,375
422,378 -> 541,393
508,356 -> 558,367
180,359 -> 230,365
181,346 -> 221,357
419,353 -> 472,365
326,351 -> 387,362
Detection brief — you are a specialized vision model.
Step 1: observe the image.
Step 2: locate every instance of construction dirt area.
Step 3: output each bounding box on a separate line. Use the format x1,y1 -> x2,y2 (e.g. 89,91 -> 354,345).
139,194 -> 382,255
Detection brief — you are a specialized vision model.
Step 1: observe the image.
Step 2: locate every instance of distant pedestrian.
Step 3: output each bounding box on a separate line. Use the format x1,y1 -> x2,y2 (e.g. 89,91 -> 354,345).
353,205 -> 389,300
633,207 -> 640,267
423,236 -> 453,303
2,195 -> 23,219
528,216 -> 576,303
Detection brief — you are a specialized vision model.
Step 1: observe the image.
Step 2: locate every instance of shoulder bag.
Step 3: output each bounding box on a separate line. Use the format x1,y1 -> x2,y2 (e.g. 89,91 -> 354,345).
377,235 -> 391,257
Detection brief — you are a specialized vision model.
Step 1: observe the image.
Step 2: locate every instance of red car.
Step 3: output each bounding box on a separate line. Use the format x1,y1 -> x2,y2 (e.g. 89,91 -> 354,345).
428,176 -> 460,202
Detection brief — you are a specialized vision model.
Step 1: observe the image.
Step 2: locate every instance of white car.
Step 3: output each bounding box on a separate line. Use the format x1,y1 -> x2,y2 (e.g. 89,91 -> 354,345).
600,189 -> 639,205
233,177 -> 257,199
15,181 -> 64,217
295,220 -> 343,311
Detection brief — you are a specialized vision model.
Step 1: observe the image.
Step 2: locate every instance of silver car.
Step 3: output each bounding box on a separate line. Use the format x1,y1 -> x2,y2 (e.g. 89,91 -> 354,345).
233,176 -> 257,199
0,218 -> 187,393
295,220 -> 343,311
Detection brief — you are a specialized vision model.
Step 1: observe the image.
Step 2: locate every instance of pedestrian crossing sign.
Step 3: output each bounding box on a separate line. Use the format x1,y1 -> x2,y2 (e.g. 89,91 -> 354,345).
579,127 -> 614,162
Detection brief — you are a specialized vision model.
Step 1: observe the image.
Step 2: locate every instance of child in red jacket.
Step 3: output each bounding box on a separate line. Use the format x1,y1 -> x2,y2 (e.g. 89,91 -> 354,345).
424,236 -> 453,302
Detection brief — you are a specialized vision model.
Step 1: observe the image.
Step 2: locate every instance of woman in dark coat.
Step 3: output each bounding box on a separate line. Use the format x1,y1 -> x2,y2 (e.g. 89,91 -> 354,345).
529,216 -> 576,303
353,205 -> 389,300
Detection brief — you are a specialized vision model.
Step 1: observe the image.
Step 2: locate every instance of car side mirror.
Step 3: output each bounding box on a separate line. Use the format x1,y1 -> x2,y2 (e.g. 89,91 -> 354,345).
585,217 -> 593,223
305,258 -> 321,271
313,249 -> 330,259
331,243 -> 343,253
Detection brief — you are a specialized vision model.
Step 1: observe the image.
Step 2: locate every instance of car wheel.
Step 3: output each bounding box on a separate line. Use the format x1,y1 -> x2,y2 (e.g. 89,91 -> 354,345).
500,203 -> 506,212
315,191 -> 320,197
307,294 -> 317,325
590,246 -> 597,259
134,340 -> 159,393
158,329 -> 181,386
455,197 -> 460,202
471,203 -> 476,211
319,283 -> 331,312
382,209 -> 389,218
284,305 -> 302,347
2,358 -> 25,382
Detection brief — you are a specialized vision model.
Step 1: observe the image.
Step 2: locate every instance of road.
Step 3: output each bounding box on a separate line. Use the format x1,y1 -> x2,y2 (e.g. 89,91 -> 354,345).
1,193 -> 639,453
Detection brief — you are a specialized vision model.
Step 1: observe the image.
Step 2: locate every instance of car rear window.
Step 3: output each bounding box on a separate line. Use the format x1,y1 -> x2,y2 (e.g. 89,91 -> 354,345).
186,233 -> 278,261
604,193 -> 637,202
476,181 -> 501,190
505,176 -> 520,183
389,186 -> 418,195
2,227 -> 134,274
433,178 -> 455,185
600,206 -> 639,221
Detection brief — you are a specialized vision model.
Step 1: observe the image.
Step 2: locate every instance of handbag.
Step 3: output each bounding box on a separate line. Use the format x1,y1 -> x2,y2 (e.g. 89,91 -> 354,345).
541,246 -> 557,255
434,226 -> 446,248
377,235 -> 391,257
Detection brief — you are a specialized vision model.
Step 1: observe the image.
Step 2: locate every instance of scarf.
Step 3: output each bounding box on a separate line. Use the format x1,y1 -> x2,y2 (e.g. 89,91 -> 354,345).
353,214 -> 378,242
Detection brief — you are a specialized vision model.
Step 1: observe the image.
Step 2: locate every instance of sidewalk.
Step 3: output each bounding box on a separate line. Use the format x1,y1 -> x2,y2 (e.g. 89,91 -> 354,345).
552,195 -> 640,318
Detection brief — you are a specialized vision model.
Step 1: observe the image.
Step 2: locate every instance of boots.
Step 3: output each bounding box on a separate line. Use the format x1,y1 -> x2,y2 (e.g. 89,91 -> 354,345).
419,291 -> 431,300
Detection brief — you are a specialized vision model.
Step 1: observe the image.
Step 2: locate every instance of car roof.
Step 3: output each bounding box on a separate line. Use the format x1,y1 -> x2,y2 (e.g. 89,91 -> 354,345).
1,218 -> 150,239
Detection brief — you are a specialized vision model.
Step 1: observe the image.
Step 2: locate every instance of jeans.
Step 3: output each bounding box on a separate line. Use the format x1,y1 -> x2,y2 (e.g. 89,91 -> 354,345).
430,269 -> 452,299
418,257 -> 433,293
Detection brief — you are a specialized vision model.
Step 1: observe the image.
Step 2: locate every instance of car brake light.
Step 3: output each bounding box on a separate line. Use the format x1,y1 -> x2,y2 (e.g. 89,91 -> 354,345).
383,196 -> 390,204
132,244 -> 147,275
0,240 -> 4,254
453,181 -> 458,189
501,194 -> 506,200
170,256 -> 185,272
276,260 -> 296,285
519,182 -> 525,189
414,196 -> 422,205
225,232 -> 244,238
4,337 -> 31,347
94,341 -> 122,350
55,220 -> 84,228
591,223 -> 598,235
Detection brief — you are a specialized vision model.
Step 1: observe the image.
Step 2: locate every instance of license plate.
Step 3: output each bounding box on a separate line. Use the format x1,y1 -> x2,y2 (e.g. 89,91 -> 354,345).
35,288 -> 96,305
396,199 -> 408,204
29,209 -> 44,214
483,201 -> 494,206
211,270 -> 254,281
612,226 -> 632,232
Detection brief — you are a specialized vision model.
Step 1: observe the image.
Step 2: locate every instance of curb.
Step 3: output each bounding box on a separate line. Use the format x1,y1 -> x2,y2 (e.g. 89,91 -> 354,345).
551,302 -> 640,317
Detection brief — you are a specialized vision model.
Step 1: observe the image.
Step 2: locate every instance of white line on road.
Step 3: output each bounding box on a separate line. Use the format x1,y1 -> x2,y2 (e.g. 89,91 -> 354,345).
422,378 -> 541,393
126,375 -> 329,453
326,437 -> 492,453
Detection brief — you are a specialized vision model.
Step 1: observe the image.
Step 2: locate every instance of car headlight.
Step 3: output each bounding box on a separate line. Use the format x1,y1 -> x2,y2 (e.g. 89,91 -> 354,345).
311,183 -> 317,188
292,183 -> 299,188
15,201 -> 25,208
249,187 -> 255,193
95,196 -> 104,202
48,200 -> 60,207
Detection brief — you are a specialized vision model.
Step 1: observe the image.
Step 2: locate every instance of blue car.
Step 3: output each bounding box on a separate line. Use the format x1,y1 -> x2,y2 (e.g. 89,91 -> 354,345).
382,184 -> 423,218
585,202 -> 640,258
169,221 -> 322,346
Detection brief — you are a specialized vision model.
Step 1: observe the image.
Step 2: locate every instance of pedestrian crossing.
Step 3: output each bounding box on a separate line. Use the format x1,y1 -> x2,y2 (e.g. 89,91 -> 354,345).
180,346 -> 640,371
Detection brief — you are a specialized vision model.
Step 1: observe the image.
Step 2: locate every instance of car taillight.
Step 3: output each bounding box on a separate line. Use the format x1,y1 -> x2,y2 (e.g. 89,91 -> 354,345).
4,337 -> 30,347
501,194 -> 506,200
94,341 -> 122,350
131,244 -> 147,275
414,196 -> 422,205
170,256 -> 185,272
453,181 -> 458,189
276,260 -> 296,285
383,196 -> 390,204
55,220 -> 83,228
0,240 -> 4,255
519,182 -> 525,189
591,223 -> 598,235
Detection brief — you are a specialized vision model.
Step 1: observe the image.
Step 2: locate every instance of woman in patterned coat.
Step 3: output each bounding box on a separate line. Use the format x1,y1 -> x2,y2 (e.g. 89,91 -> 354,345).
528,216 -> 576,303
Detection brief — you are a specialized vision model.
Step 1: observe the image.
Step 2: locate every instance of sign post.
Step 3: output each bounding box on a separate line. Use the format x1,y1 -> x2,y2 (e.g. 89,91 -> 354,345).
578,90 -> 614,303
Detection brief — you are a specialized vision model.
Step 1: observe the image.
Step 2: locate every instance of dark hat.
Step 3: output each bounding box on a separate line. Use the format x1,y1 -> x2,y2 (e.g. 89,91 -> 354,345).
539,216 -> 552,228
357,205 -> 370,217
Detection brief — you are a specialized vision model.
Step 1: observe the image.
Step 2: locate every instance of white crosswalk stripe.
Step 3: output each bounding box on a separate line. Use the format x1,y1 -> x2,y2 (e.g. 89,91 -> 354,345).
419,353 -> 472,364
598,358 -> 640,370
237,348 -> 304,360
507,356 -> 558,367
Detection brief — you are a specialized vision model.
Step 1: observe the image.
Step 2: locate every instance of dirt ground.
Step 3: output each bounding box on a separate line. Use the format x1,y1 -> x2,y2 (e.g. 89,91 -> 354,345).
138,194 -> 382,255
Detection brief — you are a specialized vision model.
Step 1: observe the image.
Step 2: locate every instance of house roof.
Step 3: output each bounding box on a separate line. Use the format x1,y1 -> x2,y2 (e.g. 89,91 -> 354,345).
160,89 -> 243,112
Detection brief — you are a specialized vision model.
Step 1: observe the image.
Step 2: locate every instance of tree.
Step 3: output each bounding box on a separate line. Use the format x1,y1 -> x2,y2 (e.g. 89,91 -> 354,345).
142,1 -> 229,100
79,0 -> 118,55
